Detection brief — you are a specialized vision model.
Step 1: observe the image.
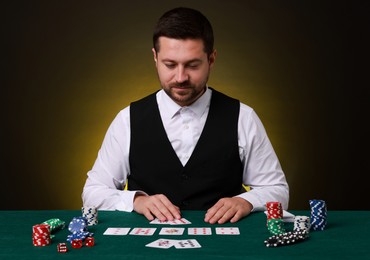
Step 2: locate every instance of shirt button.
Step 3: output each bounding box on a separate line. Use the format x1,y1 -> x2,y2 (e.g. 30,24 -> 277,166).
184,124 -> 189,129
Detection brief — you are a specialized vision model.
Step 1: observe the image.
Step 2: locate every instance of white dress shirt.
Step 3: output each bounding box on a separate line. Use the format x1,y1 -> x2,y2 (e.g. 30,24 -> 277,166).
82,88 -> 289,212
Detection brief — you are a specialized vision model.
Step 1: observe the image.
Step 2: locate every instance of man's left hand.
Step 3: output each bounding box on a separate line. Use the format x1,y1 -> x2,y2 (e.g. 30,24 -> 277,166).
204,197 -> 253,224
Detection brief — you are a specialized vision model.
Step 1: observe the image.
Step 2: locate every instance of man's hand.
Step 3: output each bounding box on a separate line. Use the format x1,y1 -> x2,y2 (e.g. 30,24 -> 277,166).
204,197 -> 253,224
133,193 -> 181,222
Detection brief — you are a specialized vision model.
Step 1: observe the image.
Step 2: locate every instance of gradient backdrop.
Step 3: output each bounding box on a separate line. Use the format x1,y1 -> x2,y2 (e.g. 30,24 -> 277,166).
3,0 -> 368,210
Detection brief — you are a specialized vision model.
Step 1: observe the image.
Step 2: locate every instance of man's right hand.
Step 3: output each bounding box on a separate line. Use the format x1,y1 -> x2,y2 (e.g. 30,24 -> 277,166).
133,193 -> 181,222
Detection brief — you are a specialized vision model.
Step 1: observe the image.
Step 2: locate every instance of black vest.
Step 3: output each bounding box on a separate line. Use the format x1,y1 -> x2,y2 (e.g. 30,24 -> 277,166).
128,89 -> 243,210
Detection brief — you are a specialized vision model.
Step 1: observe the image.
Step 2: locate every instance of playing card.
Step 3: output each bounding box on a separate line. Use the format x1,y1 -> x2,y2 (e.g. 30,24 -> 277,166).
187,227 -> 212,235
149,218 -> 191,225
149,218 -> 165,224
103,227 -> 131,235
174,239 -> 201,249
169,218 -> 192,225
215,227 -> 240,235
145,239 -> 176,249
159,227 -> 185,235
129,228 -> 157,236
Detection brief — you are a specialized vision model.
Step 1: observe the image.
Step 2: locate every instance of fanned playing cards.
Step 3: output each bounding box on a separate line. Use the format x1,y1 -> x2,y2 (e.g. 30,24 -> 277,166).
149,218 -> 191,225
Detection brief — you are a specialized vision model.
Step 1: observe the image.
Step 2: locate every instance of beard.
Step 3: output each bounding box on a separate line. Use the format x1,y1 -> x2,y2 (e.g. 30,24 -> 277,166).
163,81 -> 206,106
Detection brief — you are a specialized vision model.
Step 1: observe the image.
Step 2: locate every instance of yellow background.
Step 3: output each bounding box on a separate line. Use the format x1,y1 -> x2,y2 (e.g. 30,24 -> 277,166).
3,1 -> 367,210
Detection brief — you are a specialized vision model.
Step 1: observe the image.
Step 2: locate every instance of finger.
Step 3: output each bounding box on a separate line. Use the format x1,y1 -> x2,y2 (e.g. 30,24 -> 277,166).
204,205 -> 218,222
230,210 -> 244,223
205,197 -> 250,224
218,206 -> 249,224
148,203 -> 168,222
134,194 -> 168,221
148,194 -> 180,221
141,208 -> 155,221
204,200 -> 225,223
228,198 -> 253,223
210,206 -> 230,224
157,195 -> 181,220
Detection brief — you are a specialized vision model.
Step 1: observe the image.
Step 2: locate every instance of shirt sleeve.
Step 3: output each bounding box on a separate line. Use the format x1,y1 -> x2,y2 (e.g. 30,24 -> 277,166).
236,104 -> 289,212
82,107 -> 139,211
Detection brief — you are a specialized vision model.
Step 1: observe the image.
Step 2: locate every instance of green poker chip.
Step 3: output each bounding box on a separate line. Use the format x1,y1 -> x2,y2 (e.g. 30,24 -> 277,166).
267,218 -> 286,235
42,218 -> 65,233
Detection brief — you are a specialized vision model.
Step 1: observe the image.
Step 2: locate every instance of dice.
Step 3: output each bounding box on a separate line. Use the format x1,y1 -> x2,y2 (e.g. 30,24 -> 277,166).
71,239 -> 83,249
85,237 -> 95,247
57,243 -> 68,253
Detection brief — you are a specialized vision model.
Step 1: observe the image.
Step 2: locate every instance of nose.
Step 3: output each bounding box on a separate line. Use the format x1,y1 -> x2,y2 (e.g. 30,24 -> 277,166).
175,66 -> 189,83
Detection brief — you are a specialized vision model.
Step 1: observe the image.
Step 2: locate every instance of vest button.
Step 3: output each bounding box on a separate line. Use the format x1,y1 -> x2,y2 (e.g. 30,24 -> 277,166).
181,174 -> 189,180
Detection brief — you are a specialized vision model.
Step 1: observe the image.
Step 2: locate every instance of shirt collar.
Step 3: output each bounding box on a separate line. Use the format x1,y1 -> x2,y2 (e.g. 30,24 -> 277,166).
157,87 -> 212,120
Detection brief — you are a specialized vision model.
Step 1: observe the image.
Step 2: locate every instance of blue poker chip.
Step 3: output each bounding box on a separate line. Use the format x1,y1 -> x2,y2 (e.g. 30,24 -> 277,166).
309,199 -> 327,231
68,217 -> 87,233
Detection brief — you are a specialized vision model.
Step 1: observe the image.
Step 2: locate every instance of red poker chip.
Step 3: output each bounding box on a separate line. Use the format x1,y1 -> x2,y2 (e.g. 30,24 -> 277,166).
32,223 -> 51,246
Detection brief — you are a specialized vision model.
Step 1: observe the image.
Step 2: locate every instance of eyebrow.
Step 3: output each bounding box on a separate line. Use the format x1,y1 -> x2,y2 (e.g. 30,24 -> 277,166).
161,58 -> 203,64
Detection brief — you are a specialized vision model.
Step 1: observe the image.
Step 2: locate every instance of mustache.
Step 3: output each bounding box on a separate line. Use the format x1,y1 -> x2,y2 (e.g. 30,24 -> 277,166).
169,81 -> 191,88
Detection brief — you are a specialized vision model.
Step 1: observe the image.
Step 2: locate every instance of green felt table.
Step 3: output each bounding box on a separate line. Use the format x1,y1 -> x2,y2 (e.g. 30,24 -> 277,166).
0,210 -> 369,259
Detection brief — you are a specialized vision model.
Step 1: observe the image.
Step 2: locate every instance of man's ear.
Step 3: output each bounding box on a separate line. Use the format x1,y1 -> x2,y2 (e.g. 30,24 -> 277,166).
209,49 -> 217,68
152,48 -> 158,66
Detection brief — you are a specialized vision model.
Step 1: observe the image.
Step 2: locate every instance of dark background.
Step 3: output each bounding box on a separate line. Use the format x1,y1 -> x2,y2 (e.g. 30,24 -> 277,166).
2,0 -> 368,210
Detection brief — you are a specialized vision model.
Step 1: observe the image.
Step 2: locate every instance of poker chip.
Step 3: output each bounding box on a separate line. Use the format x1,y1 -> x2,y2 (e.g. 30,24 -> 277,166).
66,231 -> 94,243
264,230 -> 309,247
294,215 -> 311,233
309,199 -> 327,231
267,218 -> 286,235
264,199 -> 326,248
82,206 -> 98,226
32,224 -> 51,246
68,217 -> 88,233
66,216 -> 94,244
266,202 -> 285,235
266,202 -> 283,220
42,218 -> 65,233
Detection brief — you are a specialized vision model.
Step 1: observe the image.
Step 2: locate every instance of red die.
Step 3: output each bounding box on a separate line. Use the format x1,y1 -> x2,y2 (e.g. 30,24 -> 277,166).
57,243 -> 68,253
71,239 -> 83,249
85,237 -> 95,247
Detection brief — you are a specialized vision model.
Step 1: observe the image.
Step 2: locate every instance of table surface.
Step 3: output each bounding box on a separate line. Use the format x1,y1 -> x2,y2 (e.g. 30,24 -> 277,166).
0,210 -> 369,260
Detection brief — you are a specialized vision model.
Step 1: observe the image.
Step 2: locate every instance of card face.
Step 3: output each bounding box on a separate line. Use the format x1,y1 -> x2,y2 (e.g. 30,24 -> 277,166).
215,227 -> 240,235
187,227 -> 212,235
145,239 -> 176,249
159,227 -> 185,235
170,218 -> 191,225
129,228 -> 157,236
174,239 -> 201,249
149,218 -> 164,224
103,227 -> 131,235
150,218 -> 191,225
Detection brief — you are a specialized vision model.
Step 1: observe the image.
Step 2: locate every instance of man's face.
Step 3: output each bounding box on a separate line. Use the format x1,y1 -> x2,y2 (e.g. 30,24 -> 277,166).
153,37 -> 216,107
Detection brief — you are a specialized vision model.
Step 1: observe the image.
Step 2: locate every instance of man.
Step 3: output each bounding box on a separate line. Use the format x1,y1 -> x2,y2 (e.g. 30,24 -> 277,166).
82,7 -> 289,224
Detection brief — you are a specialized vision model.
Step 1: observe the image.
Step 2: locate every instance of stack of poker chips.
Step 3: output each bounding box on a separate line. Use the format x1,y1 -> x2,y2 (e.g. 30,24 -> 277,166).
266,202 -> 286,235
309,199 -> 327,231
42,218 -> 65,233
82,206 -> 98,226
66,216 -> 94,243
293,216 -> 311,233
32,224 -> 51,246
264,230 -> 309,247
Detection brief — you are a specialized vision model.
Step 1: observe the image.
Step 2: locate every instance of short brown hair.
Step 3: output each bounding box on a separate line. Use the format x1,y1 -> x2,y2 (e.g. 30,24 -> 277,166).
153,7 -> 214,56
